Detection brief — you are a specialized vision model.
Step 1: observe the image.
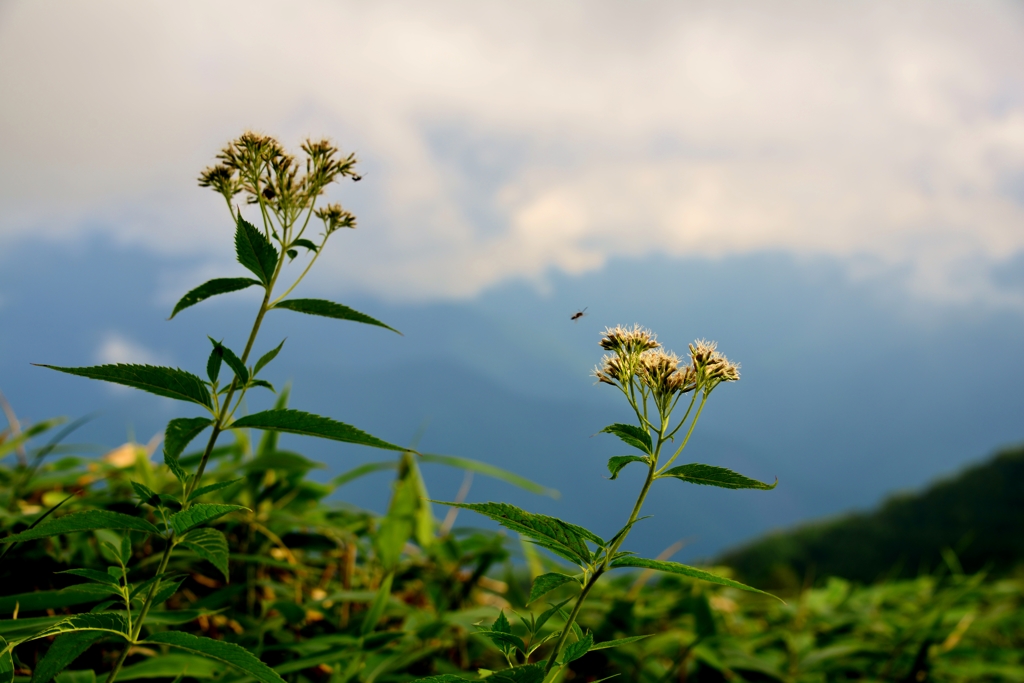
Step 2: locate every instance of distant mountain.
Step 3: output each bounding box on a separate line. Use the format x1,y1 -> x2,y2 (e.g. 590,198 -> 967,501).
717,445 -> 1024,587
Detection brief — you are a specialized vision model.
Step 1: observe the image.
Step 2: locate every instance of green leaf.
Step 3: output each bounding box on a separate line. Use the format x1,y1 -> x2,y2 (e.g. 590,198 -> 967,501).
477,630 -> 526,655
179,528 -> 230,581
187,479 -> 242,502
528,572 -> 579,604
164,417 -> 213,461
25,613 -> 130,641
329,461 -> 398,488
253,339 -> 285,376
561,632 -> 593,664
412,677 -> 469,683
0,417 -> 67,459
169,278 -> 262,319
272,299 -> 400,334
590,634 -> 653,651
2,511 -> 159,543
117,654 -> 223,681
206,344 -> 223,383
607,455 -> 648,480
37,364 -> 212,408
144,631 -> 286,683
420,454 -> 559,498
0,586 -> 116,614
152,575 -> 187,604
131,481 -> 161,507
0,636 -> 13,683
56,569 -> 120,587
535,597 -> 573,634
163,417 -> 212,483
599,424 -> 652,455
489,663 -> 547,683
29,631 -> 105,683
168,504 -> 246,535
292,238 -> 318,253
230,409 -> 405,452
492,610 -> 511,634
55,670 -> 94,683
248,379 -> 275,393
435,502 -> 591,566
164,453 -> 189,485
235,216 -> 279,286
360,571 -> 394,636
208,338 -> 248,386
609,557 -> 781,600
659,463 -> 777,490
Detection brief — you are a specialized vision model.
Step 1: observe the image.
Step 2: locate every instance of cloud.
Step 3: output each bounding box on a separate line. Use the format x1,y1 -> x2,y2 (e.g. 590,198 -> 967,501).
95,333 -> 167,366
1,1 -> 1023,305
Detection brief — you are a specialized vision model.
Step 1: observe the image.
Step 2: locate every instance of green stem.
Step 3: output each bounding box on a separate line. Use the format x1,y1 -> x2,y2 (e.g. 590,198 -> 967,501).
657,394 -> 708,475
108,204 -> 290,683
104,537 -> 174,683
546,428 -> 666,676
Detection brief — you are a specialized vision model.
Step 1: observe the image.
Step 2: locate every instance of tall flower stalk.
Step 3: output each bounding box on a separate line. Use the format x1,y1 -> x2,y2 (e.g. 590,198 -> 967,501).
7,132 -> 408,683
429,326 -> 778,682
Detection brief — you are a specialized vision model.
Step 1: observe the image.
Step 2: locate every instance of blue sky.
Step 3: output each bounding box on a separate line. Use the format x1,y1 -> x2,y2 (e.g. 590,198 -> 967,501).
1,1 -> 1023,560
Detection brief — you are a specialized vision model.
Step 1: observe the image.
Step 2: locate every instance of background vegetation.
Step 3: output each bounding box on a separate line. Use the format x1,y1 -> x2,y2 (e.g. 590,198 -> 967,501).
2,413 -> 1021,682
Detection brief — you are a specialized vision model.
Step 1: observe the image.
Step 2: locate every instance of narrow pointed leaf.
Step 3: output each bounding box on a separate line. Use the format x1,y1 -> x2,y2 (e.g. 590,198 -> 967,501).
420,453 -> 558,497
330,461 -> 398,488
3,511 -> 158,543
187,479 -> 242,502
230,409 -> 405,452
489,663 -> 547,683
492,610 -> 511,634
291,238 -> 318,253
29,631 -> 105,683
360,571 -> 394,636
26,613 -> 130,641
607,455 -> 648,480
169,504 -> 246,535
206,345 -> 223,383
116,655 -> 223,681
56,569 -> 120,586
434,502 -> 591,565
0,636 -> 13,683
599,424 -> 652,454
609,556 -> 781,600
562,632 -> 594,665
235,216 -> 278,286
170,278 -> 262,319
144,631 -> 286,683
208,339 -> 248,385
180,528 -> 230,581
477,630 -> 526,654
535,597 -> 573,634
253,339 -> 285,376
37,365 -> 212,408
273,299 -> 400,334
164,417 -> 213,460
590,634 -> 653,650
660,463 -> 777,490
528,572 -> 579,604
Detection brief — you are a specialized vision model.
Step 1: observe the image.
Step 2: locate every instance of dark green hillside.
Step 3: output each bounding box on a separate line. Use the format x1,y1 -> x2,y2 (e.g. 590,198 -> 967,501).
719,444 -> 1024,587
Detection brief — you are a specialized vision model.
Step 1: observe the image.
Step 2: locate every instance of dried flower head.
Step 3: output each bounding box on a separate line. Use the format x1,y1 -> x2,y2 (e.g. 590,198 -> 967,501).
198,164 -> 241,202
688,339 -> 740,390
315,203 -> 357,234
593,353 -> 627,385
599,325 -> 660,355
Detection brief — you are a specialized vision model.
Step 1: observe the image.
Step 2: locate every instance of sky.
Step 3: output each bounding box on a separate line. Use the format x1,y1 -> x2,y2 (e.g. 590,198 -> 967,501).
1,1 -> 1023,561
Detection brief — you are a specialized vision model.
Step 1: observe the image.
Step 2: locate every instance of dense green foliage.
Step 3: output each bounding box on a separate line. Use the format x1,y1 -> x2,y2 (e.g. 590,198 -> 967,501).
1,426 -> 1022,682
2,131 -> 1021,683
719,445 -> 1024,588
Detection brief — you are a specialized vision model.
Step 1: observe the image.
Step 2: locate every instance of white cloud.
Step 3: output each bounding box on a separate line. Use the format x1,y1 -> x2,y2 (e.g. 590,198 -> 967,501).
95,333 -> 167,366
1,1 -> 1023,304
